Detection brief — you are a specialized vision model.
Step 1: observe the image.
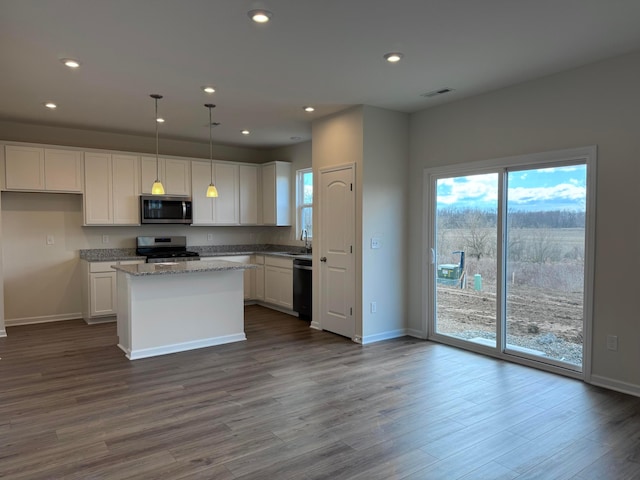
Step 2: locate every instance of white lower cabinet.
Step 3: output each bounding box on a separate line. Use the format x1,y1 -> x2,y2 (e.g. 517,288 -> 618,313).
90,271 -> 116,317
254,255 -> 265,301
82,260 -> 144,323
263,256 -> 293,310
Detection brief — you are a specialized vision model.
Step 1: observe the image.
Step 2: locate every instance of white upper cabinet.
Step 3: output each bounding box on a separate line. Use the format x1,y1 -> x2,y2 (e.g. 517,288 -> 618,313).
213,162 -> 240,224
5,145 -> 82,192
261,161 -> 291,226
112,154 -> 140,224
84,153 -> 113,224
191,160 -> 240,225
84,152 -> 139,225
140,156 -> 191,196
239,164 -> 259,225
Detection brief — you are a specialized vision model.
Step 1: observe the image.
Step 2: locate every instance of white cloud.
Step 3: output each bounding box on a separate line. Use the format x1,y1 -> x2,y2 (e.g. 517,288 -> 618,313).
437,174 -> 498,205
508,183 -> 585,204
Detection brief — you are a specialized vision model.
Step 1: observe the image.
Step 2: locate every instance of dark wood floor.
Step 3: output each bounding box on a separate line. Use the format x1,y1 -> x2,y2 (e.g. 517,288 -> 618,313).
2,305 -> 640,479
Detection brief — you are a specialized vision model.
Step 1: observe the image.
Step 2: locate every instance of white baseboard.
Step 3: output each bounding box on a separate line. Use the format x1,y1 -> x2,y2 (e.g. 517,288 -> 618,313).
309,321 -> 321,330
84,316 -> 116,325
0,329 -> 6,337
254,301 -> 298,317
119,333 -> 247,360
407,328 -> 427,339
362,328 -> 408,345
589,374 -> 640,398
5,312 -> 83,327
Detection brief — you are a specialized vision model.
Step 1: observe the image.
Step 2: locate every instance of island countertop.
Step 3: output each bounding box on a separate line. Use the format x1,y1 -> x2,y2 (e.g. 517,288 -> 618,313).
112,259 -> 257,276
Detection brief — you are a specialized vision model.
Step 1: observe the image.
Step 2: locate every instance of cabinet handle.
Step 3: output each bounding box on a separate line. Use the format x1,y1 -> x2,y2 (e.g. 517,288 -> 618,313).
320,256 -> 327,262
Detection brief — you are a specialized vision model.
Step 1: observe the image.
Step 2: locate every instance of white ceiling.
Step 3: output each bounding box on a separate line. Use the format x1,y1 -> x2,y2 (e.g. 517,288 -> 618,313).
2,0 -> 640,149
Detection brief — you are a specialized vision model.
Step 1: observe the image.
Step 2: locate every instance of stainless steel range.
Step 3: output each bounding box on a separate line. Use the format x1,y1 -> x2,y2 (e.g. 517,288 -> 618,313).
136,236 -> 200,263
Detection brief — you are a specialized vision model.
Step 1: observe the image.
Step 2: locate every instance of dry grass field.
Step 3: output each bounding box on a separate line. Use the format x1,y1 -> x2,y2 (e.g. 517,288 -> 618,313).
435,227 -> 585,366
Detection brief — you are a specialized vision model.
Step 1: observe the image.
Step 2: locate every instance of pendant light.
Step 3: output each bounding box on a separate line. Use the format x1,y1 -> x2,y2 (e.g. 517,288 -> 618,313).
205,103 -> 219,198
150,94 -> 165,195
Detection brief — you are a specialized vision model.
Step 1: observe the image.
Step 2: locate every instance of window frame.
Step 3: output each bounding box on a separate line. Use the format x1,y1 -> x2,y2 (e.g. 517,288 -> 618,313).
296,168 -> 313,238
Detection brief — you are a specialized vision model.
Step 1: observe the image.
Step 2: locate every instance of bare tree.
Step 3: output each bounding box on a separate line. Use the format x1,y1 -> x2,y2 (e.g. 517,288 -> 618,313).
526,229 -> 562,263
461,209 -> 494,260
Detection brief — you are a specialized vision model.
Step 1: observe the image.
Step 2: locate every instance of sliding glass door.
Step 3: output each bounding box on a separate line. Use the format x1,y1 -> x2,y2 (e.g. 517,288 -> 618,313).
426,148 -> 594,375
434,173 -> 499,348
504,165 -> 587,367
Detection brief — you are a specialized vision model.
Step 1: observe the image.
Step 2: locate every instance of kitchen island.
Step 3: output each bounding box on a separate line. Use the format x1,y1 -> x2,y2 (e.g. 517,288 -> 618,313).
112,260 -> 256,360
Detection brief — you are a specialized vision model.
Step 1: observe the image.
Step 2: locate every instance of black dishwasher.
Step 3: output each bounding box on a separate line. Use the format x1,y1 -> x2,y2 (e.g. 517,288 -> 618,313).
293,258 -> 312,320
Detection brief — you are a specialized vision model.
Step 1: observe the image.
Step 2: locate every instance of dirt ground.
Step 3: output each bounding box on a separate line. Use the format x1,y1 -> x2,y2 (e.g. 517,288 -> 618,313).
435,283 -> 584,363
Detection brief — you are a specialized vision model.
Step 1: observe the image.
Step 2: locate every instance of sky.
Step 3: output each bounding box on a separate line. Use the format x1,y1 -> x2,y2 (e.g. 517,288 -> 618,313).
436,165 -> 587,212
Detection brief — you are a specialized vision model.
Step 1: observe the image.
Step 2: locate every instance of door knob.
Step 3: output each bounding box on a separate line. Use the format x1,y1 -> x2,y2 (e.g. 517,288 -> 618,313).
320,256 -> 327,262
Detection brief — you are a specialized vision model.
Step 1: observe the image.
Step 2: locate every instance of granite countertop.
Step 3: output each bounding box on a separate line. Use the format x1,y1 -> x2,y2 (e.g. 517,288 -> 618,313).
79,248 -> 146,262
112,259 -> 257,276
80,245 -> 311,262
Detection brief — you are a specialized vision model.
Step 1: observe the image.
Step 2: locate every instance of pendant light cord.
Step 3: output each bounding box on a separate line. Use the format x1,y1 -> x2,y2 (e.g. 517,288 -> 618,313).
209,105 -> 213,184
155,97 -> 160,182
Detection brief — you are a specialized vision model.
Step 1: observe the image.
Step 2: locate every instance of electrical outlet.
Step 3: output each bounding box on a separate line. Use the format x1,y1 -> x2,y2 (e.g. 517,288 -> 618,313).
102,235 -> 109,244
371,302 -> 377,313
606,335 -> 618,351
46,235 -> 55,245
207,233 -> 213,241
371,238 -> 381,249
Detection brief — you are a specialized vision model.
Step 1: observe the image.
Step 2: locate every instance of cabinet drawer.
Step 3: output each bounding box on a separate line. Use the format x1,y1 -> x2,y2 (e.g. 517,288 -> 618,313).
265,256 -> 292,269
89,261 -> 116,273
254,255 -> 264,265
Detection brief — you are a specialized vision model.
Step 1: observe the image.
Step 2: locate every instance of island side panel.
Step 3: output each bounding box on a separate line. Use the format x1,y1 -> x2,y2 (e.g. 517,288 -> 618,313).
116,271 -> 132,356
128,269 -> 245,359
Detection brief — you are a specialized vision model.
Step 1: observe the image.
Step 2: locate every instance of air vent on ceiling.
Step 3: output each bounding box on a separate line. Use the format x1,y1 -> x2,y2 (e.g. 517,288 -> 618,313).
421,88 -> 454,98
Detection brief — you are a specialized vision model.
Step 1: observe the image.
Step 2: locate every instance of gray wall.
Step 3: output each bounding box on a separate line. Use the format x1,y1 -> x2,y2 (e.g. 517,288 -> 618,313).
0,119 -> 270,163
408,51 -> 640,393
312,106 -> 410,341
362,106 -> 409,340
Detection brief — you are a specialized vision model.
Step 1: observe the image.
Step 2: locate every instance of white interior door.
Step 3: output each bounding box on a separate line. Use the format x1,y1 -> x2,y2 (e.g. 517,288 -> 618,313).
319,165 -> 355,339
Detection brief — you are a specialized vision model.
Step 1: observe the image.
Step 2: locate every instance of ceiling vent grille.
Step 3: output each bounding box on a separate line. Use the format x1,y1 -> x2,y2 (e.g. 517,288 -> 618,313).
421,88 -> 454,98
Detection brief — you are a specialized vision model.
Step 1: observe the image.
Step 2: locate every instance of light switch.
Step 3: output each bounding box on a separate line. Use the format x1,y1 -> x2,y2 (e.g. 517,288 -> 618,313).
46,235 -> 55,245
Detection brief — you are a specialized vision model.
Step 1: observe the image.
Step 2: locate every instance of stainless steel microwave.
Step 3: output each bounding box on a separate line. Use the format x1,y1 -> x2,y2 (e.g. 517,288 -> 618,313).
140,196 -> 193,224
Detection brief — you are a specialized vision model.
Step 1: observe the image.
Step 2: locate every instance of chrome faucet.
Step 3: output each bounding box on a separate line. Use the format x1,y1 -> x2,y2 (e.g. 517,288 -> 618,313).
301,229 -> 311,253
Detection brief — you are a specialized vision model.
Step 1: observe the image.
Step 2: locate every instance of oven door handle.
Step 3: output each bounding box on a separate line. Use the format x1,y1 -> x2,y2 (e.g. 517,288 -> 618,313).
293,265 -> 313,271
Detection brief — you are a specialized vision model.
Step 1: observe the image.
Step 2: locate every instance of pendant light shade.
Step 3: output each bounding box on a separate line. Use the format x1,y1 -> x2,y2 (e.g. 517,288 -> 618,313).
150,94 -> 165,195
151,180 -> 165,195
205,103 -> 219,198
206,184 -> 219,198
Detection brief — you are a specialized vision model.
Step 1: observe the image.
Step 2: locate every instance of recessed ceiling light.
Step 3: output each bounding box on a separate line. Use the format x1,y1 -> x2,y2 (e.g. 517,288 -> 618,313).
60,58 -> 81,68
241,130 -> 250,135
201,86 -> 216,94
384,52 -> 404,63
156,117 -> 165,123
43,102 -> 57,109
303,106 -> 315,112
248,9 -> 273,23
